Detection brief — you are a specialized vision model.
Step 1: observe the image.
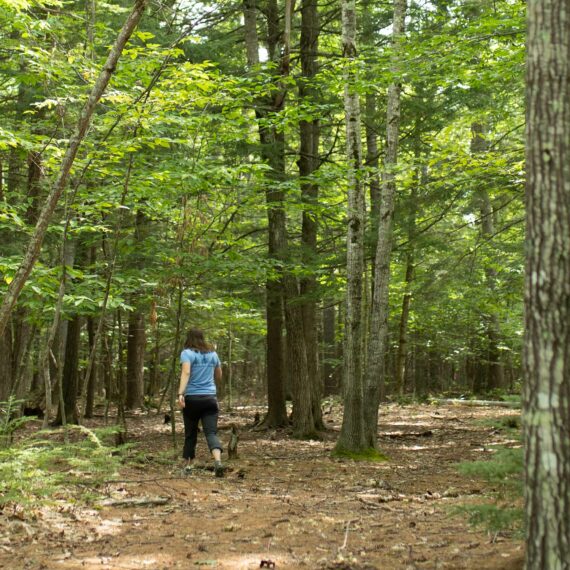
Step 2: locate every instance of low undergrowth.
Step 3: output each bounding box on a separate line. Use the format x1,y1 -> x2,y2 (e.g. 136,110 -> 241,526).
0,424 -> 124,510
455,414 -> 524,536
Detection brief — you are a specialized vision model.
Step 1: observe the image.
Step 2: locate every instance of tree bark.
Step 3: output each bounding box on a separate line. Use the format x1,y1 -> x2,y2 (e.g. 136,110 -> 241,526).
242,0 -> 288,428
55,315 -> 81,425
0,0 -> 148,336
299,0 -> 323,429
322,305 -> 337,395
335,0 -> 367,453
126,309 -> 145,410
125,208 -> 148,410
524,0 -> 570,567
84,315 -> 97,418
364,0 -> 407,448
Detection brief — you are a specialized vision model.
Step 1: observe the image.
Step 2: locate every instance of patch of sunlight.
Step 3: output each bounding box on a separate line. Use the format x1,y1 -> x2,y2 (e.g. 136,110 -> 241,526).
389,421 -> 434,427
213,553 -> 290,569
60,554 -> 173,569
93,518 -> 123,536
398,444 -> 456,451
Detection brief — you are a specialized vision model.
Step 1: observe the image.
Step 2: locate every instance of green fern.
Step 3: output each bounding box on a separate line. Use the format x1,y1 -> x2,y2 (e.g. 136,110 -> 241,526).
0,425 -> 124,508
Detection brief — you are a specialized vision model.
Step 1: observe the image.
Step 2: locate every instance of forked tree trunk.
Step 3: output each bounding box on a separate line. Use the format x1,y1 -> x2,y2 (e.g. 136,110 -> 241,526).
364,0 -> 407,449
335,0 -> 367,453
524,0 -> 570,567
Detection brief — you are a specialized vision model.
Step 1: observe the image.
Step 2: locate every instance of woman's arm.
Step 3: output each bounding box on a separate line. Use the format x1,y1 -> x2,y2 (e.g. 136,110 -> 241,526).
214,365 -> 222,392
178,362 -> 191,408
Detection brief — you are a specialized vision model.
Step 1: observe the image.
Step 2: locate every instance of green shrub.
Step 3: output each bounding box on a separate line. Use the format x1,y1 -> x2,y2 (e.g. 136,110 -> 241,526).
455,446 -> 524,535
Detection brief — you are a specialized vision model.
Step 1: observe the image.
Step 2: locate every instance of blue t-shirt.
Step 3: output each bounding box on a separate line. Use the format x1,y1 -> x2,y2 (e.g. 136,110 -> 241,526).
180,349 -> 221,396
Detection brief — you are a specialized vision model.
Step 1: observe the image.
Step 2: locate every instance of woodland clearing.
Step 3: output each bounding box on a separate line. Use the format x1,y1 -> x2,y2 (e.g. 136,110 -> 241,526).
1,403 -> 523,570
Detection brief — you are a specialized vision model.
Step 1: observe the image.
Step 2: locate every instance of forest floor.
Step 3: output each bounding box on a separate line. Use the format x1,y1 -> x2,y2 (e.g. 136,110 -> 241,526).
1,402 -> 524,570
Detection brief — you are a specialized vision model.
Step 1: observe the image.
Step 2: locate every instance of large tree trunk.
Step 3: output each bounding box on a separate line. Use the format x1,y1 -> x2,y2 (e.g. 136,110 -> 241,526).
364,0 -> 407,448
471,123 -> 504,393
243,0 -> 288,428
299,0 -> 323,430
524,0 -> 570,567
0,0 -> 148,336
335,0 -> 367,453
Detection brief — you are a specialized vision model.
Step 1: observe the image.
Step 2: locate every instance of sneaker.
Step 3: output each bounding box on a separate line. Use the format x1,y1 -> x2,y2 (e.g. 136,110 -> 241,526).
182,464 -> 194,476
214,460 -> 224,478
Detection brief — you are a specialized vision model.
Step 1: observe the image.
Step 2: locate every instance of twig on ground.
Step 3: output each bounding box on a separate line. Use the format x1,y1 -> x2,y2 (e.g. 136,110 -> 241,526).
99,496 -> 170,507
339,518 -> 358,550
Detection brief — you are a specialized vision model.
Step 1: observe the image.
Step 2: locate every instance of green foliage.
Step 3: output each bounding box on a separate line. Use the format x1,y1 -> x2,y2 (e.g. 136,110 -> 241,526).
0,0 -> 527,403
455,446 -> 524,535
0,425 -> 123,508
0,397 -> 36,448
457,503 -> 523,535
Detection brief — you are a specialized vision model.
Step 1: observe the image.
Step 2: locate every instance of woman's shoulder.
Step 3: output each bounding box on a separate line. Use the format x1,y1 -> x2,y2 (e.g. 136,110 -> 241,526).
180,348 -> 197,359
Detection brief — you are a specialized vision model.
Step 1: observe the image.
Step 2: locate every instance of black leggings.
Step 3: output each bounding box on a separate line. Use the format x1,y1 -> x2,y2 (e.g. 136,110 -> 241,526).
182,395 -> 223,460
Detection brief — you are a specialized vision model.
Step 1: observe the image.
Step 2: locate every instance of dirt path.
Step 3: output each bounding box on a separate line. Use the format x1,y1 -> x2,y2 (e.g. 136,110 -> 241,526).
2,404 -> 524,569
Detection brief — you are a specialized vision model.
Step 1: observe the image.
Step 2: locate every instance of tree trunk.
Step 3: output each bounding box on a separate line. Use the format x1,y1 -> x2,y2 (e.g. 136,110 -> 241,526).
116,310 -> 128,444
125,309 -> 145,410
299,0 -> 323,429
471,123 -> 504,393
322,305 -> 337,395
148,301 -> 160,397
242,0 -> 288,428
0,326 -> 13,402
84,315 -> 97,418
0,0 -> 149,336
335,0 -> 367,453
524,0 -> 570,567
395,163 -> 421,396
364,0 -> 407,448
126,206 -> 148,410
55,315 -> 81,425
366,91 -> 381,296
395,256 -> 414,396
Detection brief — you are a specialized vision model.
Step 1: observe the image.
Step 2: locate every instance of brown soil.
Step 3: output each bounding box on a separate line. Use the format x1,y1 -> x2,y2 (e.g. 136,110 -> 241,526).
1,403 -> 524,570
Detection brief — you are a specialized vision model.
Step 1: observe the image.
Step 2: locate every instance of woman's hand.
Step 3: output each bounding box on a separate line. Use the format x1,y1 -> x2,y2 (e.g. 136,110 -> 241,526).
178,394 -> 185,409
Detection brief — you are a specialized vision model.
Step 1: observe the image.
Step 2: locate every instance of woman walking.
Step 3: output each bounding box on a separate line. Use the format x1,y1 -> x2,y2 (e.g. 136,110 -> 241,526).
177,328 -> 224,477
